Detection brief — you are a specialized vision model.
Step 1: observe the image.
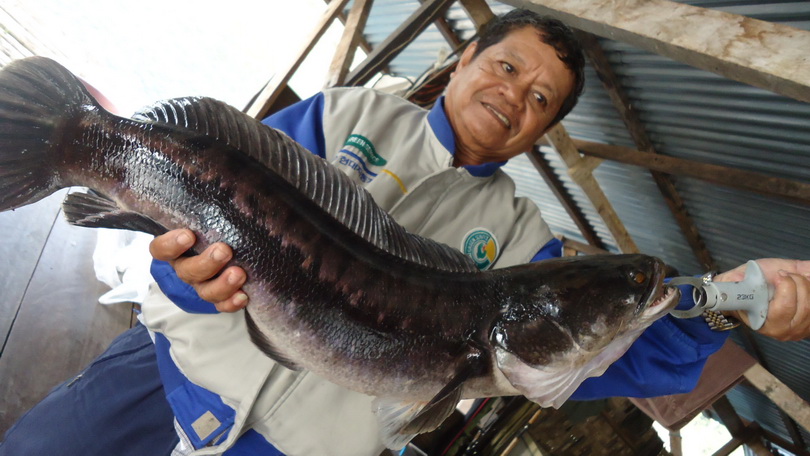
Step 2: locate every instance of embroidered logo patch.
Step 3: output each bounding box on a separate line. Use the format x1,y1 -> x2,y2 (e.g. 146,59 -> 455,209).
345,134 -> 386,166
462,228 -> 499,270
337,134 -> 386,184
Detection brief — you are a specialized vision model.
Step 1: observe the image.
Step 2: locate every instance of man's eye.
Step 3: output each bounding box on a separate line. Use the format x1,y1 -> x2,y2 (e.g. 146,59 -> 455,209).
534,93 -> 546,105
501,62 -> 514,73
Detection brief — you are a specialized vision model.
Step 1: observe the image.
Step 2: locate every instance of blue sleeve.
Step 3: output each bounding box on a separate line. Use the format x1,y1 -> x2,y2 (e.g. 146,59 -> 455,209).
150,260 -> 219,314
262,92 -> 326,158
530,237 -> 563,261
530,239 -> 729,399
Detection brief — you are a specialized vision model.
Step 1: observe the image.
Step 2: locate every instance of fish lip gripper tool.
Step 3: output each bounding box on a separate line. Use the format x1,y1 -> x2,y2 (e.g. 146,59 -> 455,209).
668,260 -> 773,330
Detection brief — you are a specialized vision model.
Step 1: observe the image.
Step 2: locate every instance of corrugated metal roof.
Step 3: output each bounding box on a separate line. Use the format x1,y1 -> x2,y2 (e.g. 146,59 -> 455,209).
355,0 -> 810,451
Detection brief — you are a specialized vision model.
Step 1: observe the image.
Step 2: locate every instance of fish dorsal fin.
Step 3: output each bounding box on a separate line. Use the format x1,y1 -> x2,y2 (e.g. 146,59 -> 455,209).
133,97 -> 478,273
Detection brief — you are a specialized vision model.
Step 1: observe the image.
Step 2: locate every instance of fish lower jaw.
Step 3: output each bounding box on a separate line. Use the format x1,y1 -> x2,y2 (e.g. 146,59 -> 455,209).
642,285 -> 680,320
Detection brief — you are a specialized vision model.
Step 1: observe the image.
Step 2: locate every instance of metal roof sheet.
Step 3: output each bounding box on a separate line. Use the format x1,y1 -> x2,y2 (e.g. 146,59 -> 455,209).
355,0 -> 810,450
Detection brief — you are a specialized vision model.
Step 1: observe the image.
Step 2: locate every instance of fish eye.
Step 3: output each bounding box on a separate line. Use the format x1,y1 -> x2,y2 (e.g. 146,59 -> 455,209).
630,271 -> 647,284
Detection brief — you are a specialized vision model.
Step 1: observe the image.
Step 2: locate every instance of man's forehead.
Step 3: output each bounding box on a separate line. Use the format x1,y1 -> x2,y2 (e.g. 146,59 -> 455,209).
483,28 -> 550,60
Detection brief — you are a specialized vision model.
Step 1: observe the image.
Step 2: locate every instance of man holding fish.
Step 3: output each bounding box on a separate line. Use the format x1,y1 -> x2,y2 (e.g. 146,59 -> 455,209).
2,8 -> 808,456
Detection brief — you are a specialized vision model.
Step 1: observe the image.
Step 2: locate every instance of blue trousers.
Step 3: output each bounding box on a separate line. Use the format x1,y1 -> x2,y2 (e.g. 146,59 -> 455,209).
0,324 -> 179,456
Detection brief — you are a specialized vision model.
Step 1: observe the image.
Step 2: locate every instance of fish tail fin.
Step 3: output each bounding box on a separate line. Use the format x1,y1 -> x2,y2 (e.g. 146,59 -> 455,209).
0,56 -> 98,211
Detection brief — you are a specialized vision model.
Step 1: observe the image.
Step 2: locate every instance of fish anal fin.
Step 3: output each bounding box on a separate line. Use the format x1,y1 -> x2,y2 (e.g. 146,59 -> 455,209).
373,352 -> 482,449
245,309 -> 301,371
62,191 -> 168,237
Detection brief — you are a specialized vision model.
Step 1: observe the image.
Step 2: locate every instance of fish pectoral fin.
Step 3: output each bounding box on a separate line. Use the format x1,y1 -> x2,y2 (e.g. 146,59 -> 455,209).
373,387 -> 462,451
244,309 -> 302,371
373,353 -> 482,449
62,191 -> 169,237
495,347 -> 583,409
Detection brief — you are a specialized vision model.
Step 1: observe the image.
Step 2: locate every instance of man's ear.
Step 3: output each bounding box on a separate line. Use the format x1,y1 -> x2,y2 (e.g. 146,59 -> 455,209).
453,41 -> 478,76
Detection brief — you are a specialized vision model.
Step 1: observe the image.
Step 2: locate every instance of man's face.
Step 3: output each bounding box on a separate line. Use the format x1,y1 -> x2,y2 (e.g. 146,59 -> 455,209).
444,26 -> 575,166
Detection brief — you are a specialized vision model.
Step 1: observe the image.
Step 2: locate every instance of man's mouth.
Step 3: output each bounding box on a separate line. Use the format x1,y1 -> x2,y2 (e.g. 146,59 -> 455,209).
483,103 -> 511,129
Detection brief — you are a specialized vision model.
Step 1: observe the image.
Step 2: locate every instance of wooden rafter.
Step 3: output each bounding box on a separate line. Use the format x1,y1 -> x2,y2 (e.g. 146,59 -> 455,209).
527,148 -> 606,250
574,30 -> 715,271
344,0 -> 456,87
739,328 -> 807,448
324,0 -> 376,56
497,0 -> 810,104
417,0 -> 462,49
743,363 -> 810,437
545,124 -> 639,253
458,0 -> 496,31
325,0 -> 374,87
245,0 -> 351,119
541,138 -> 810,205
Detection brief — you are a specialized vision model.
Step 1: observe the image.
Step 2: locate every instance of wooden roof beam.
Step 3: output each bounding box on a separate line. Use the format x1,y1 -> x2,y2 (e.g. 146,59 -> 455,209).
575,30 -> 715,271
545,124 -> 639,253
245,0 -> 351,119
497,0 -> 810,104
418,0 -> 462,50
324,0 -> 391,75
543,138 -> 810,205
344,0 -> 456,87
324,0 -> 376,57
458,0 -> 496,31
325,0 -> 374,87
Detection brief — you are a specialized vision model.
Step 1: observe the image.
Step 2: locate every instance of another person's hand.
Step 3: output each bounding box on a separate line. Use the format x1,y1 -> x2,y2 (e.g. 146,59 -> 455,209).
714,259 -> 810,341
150,229 -> 249,312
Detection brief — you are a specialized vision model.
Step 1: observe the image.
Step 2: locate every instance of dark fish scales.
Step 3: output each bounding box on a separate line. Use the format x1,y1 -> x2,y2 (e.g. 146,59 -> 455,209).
0,57 -> 680,449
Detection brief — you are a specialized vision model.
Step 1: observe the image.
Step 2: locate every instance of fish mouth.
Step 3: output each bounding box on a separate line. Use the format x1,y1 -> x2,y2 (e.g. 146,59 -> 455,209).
642,285 -> 680,319
638,261 -> 681,320
483,103 -> 511,129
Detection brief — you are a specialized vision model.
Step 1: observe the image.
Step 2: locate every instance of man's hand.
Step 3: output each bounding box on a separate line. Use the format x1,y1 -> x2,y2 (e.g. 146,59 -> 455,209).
715,259 -> 810,341
150,229 -> 249,312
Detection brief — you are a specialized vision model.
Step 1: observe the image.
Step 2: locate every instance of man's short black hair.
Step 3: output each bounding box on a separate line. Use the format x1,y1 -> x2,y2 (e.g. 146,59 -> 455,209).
473,9 -> 585,128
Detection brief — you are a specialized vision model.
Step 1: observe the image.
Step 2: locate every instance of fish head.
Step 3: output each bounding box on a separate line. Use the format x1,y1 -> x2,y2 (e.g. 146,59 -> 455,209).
490,254 -> 679,408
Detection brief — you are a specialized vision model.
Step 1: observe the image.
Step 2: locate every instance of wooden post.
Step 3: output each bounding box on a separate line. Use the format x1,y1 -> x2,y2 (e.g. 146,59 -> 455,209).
527,148 -> 606,250
669,430 -> 682,456
245,0 -> 351,119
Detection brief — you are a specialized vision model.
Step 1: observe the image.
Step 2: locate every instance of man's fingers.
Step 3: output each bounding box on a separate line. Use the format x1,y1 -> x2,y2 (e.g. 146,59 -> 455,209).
194,266 -> 247,305
149,230 -> 251,313
150,229 -> 196,261
214,291 -> 250,313
760,271 -> 810,341
760,270 -> 798,339
785,272 -> 810,339
173,243 -> 234,283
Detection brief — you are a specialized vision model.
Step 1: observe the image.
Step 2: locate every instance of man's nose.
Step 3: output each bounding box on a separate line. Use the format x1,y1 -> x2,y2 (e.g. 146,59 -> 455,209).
501,80 -> 527,109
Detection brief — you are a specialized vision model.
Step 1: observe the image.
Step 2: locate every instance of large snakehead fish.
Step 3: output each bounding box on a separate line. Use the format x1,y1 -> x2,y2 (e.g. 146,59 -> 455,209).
0,57 -> 679,449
